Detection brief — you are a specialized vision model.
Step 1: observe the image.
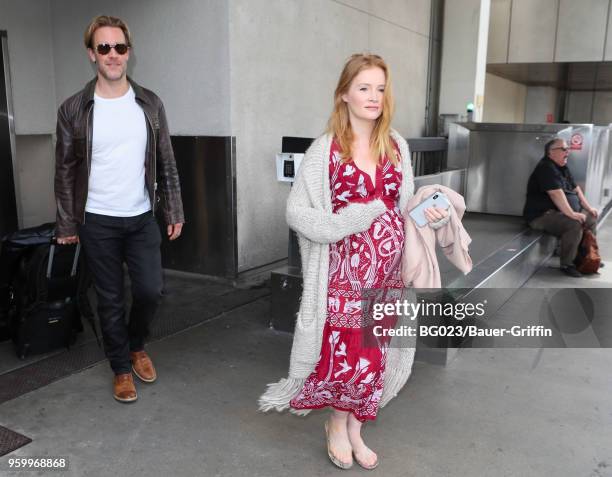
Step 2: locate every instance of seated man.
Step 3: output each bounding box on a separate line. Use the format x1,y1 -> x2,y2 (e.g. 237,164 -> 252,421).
523,137 -> 598,277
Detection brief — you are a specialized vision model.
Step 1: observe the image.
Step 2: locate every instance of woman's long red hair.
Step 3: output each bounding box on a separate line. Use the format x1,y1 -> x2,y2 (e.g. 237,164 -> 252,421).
326,53 -> 397,165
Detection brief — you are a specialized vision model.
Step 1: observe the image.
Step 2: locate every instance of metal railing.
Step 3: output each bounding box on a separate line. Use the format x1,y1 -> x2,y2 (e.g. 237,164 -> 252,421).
407,137 -> 448,177
279,135 -> 448,178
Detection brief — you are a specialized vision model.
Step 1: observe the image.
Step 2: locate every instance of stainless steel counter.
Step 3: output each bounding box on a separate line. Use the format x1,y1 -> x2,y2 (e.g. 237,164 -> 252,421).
447,122 -> 611,216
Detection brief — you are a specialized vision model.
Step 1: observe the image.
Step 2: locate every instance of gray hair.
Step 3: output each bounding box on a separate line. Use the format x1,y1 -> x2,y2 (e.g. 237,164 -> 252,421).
544,137 -> 565,157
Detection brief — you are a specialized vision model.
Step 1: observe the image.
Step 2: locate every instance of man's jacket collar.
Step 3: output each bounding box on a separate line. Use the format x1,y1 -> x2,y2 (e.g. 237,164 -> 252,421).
83,76 -> 149,106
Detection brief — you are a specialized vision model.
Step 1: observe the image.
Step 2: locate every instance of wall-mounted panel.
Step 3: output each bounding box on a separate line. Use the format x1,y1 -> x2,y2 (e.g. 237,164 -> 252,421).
487,0 -> 511,64
555,0 -> 609,62
508,0 -> 558,63
14,135 -> 55,228
160,136 -> 237,278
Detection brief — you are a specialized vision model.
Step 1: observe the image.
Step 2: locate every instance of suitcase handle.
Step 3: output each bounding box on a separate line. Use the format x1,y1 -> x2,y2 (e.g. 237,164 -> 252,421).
47,242 -> 81,279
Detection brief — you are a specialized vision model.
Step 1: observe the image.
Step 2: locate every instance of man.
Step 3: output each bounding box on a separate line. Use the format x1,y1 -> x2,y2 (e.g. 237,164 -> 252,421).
523,137 -> 598,277
54,15 -> 184,402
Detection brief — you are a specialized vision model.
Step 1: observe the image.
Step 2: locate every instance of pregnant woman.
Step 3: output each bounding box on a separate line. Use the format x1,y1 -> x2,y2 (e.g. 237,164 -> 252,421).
259,53 -> 447,470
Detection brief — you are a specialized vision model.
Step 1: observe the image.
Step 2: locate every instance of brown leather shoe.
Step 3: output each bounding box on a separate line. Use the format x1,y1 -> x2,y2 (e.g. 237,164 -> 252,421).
130,350 -> 157,383
113,373 -> 137,403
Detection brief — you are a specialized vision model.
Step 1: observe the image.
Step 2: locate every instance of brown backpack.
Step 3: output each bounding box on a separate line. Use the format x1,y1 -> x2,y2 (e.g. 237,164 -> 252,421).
574,228 -> 601,274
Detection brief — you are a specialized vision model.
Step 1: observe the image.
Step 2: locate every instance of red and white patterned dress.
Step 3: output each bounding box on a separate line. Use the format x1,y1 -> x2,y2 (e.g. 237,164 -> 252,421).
290,138 -> 405,421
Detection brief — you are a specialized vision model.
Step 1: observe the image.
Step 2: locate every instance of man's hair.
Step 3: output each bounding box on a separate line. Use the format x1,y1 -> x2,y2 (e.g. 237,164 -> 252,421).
544,137 -> 564,157
84,15 -> 132,49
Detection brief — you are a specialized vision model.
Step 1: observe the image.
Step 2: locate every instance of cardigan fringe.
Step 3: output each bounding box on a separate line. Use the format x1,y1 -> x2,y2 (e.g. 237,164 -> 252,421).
258,377 -> 306,412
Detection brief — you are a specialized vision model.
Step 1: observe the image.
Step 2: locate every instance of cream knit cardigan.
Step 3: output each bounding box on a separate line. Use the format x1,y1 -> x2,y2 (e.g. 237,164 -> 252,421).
259,129 -> 419,414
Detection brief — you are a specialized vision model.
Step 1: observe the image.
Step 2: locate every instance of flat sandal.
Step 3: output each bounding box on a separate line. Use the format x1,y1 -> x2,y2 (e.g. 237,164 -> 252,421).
324,421 -> 353,469
353,449 -> 379,470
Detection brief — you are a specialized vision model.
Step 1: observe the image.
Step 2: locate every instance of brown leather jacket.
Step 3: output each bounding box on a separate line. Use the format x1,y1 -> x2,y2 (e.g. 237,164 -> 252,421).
54,77 -> 184,237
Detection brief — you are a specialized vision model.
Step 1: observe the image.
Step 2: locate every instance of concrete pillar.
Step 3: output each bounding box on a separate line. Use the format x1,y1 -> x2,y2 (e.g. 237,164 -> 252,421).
439,0 -> 490,122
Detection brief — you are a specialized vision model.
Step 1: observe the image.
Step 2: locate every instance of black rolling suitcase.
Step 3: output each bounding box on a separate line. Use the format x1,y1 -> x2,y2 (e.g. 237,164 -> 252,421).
0,223 -> 59,344
0,285 -> 10,342
1,223 -> 93,358
11,241 -> 83,358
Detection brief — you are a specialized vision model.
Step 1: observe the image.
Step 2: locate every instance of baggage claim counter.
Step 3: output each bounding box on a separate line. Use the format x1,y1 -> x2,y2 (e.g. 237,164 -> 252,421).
447,122 -> 612,217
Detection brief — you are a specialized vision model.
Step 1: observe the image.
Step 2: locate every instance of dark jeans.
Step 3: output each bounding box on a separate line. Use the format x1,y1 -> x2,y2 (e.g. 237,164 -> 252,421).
79,212 -> 162,375
529,209 -> 597,267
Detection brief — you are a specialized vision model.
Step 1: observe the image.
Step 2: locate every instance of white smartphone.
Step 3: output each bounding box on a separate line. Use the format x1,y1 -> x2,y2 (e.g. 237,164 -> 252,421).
408,192 -> 451,227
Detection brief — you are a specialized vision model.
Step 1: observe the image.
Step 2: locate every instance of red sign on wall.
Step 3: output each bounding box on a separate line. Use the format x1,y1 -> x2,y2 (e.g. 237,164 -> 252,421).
570,133 -> 583,151
546,113 -> 554,123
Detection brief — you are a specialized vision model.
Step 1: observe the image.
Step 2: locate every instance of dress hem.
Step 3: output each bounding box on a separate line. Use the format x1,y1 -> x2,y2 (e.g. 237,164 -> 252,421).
290,403 -> 377,422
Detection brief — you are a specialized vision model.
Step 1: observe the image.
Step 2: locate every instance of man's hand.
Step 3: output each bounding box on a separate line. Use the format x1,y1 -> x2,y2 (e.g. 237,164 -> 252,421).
569,211 -> 587,224
167,223 -> 183,241
56,235 -> 79,245
587,207 -> 599,218
424,206 -> 448,223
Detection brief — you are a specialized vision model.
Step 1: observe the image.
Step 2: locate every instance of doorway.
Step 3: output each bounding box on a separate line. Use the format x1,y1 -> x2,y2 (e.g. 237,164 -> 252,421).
0,31 -> 19,238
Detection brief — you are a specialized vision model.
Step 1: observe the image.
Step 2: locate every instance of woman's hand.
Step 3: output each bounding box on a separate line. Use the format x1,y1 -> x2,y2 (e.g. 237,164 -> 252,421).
424,206 -> 448,224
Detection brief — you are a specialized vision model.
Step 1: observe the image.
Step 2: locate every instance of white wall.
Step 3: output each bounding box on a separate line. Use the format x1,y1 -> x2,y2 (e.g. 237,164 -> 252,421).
439,0 -> 490,120
486,0 -> 510,64
50,0 -> 231,135
229,0 -> 433,271
555,0 -> 609,62
507,0 -> 558,63
566,90 -> 612,125
482,73 -> 526,123
566,91 -> 594,124
524,86 -> 559,123
491,0 -> 612,64
0,0 -> 57,227
0,0 -> 56,134
592,91 -> 612,125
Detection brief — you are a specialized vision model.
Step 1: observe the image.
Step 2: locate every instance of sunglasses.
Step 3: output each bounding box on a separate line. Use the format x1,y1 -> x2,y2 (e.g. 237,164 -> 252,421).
95,43 -> 129,55
551,147 -> 569,152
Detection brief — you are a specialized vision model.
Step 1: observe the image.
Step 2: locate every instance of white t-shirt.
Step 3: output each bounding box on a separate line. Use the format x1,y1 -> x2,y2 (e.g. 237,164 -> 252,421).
85,86 -> 151,217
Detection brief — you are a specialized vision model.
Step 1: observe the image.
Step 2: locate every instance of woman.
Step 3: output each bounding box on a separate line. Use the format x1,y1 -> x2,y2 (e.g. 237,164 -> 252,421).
259,54 -> 447,470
